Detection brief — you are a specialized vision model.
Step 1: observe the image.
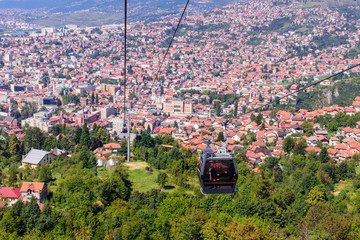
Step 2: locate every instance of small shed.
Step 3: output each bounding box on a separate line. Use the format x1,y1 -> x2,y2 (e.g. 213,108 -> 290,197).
106,159 -> 117,168
96,159 -> 105,168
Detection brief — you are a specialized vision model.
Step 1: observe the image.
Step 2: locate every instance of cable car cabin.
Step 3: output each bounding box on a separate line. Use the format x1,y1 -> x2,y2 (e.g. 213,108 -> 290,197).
121,125 -> 128,134
198,150 -> 238,194
118,124 -> 129,140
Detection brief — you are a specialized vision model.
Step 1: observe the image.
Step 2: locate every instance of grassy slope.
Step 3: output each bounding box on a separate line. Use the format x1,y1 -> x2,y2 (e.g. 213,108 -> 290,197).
124,161 -> 199,194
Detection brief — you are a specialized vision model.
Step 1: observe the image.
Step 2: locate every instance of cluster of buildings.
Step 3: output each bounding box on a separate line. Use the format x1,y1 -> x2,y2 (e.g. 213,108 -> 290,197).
0,182 -> 47,207
0,147 -> 68,207
0,1 -> 357,136
0,2 -> 357,170
174,97 -> 360,166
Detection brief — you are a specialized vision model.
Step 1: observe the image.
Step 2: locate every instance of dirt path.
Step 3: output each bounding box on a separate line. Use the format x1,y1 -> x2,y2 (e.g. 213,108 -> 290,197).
123,161 -> 148,170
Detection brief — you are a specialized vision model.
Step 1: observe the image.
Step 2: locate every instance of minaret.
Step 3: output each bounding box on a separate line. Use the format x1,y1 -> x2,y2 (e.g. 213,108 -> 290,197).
60,111 -> 63,124
8,103 -> 12,117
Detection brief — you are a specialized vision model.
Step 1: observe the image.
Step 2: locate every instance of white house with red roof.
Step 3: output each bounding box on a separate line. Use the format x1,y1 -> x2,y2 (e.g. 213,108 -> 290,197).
103,143 -> 121,152
20,182 -> 47,203
0,187 -> 21,206
246,152 -> 262,164
352,101 -> 360,111
232,132 -> 243,142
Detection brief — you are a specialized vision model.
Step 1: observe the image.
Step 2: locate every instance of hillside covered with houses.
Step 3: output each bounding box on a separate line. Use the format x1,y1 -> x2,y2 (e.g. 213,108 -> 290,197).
0,0 -> 360,239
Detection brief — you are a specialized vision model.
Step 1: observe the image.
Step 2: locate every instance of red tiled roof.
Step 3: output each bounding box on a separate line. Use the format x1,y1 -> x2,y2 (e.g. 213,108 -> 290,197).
0,187 -> 21,199
246,152 -> 261,159
327,148 -> 337,155
20,182 -> 45,192
335,144 -> 347,150
104,143 -> 121,149
305,146 -> 321,153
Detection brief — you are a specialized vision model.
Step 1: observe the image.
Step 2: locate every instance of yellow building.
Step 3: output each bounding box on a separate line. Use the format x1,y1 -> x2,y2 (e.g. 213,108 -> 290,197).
100,84 -> 121,95
22,149 -> 57,169
163,99 -> 193,114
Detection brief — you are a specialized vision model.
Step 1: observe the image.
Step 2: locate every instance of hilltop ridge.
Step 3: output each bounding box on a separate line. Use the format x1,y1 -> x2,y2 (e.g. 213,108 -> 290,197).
0,0 -> 239,27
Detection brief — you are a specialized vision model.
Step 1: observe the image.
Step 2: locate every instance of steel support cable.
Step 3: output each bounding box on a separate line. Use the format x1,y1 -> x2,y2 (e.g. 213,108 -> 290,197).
123,0 -> 128,121
154,0 -> 190,93
238,62 -> 360,117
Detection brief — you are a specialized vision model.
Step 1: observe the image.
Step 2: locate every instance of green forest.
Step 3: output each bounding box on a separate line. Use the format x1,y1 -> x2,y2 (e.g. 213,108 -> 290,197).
0,121 -> 360,239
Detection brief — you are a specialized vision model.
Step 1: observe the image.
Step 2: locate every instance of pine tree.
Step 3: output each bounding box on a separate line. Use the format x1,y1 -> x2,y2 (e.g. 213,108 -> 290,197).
39,165 -> 53,183
95,94 -> 99,104
97,127 -> 109,144
91,92 -> 95,104
255,114 -> 263,125
93,123 -> 98,136
214,101 -> 221,116
259,94 -> 264,102
24,127 -> 45,151
12,199 -> 24,217
283,136 -> 295,154
156,173 -> 168,189
217,132 -> 225,142
9,170 -> 17,184
319,147 -> 330,163
119,139 -> 128,156
80,123 -> 91,148
293,140 -> 307,156
234,101 -> 238,118
250,113 -> 256,122
74,127 -> 82,144
21,197 -> 41,231
9,135 -> 20,156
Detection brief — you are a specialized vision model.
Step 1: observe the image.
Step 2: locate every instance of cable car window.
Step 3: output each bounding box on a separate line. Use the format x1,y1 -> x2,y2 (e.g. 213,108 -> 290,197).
203,160 -> 236,190
205,160 -> 235,182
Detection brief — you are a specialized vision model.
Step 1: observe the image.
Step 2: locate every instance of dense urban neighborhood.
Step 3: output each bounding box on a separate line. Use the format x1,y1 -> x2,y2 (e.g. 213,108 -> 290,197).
0,0 -> 360,239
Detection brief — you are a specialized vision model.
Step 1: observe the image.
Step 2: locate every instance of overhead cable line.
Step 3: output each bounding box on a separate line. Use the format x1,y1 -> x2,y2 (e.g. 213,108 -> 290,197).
154,0 -> 190,89
123,0 -> 128,121
238,62 -> 360,117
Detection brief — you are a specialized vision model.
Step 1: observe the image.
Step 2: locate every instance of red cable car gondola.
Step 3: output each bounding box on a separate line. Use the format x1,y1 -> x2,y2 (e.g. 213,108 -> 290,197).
197,120 -> 238,194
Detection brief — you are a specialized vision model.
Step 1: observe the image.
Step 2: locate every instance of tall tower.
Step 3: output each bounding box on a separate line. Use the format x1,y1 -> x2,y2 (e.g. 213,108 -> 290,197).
8,104 -> 13,117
